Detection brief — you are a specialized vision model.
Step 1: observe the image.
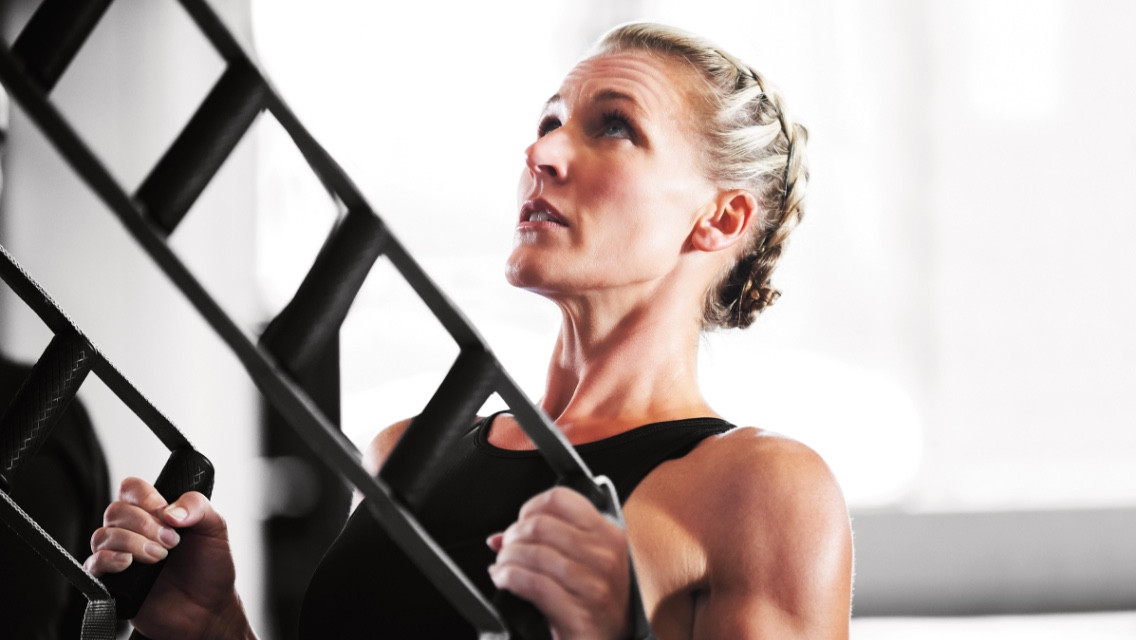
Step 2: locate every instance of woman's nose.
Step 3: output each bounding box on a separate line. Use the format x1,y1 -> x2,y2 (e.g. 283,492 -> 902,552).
524,130 -> 570,183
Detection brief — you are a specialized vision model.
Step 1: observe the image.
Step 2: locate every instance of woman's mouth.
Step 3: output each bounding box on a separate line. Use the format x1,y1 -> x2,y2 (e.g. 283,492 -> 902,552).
519,199 -> 569,227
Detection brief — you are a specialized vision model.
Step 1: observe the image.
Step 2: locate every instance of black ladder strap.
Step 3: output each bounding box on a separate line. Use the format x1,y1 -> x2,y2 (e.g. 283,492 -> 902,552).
0,331 -> 92,493
135,60 -> 268,235
0,244 -> 215,626
11,0 -> 114,94
0,489 -> 118,640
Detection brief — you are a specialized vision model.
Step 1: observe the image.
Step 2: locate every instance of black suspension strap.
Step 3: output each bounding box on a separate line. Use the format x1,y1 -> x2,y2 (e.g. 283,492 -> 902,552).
0,0 -> 655,637
0,244 -> 215,638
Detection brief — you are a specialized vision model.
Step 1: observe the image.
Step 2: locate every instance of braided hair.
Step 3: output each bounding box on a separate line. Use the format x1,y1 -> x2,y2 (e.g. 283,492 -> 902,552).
592,24 -> 809,329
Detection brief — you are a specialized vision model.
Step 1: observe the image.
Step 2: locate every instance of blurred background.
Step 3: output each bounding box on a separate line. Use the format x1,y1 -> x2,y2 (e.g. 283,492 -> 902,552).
1,0 -> 1133,637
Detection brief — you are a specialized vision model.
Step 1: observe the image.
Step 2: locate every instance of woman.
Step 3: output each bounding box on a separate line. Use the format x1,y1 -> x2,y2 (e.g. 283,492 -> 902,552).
85,23 -> 852,639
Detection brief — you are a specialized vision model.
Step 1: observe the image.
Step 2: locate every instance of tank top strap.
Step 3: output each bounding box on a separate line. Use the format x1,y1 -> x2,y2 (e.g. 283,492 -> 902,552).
578,417 -> 734,502
473,413 -> 734,503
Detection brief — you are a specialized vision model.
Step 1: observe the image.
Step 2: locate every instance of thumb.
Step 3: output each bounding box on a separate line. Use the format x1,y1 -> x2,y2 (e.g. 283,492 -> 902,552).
160,491 -> 227,538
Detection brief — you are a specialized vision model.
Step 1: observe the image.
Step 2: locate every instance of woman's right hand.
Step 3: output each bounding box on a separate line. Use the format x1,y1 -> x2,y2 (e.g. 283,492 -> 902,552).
84,476 -> 255,639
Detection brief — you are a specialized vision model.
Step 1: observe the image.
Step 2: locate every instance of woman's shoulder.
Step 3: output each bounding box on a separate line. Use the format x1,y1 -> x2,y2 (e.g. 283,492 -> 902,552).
687,426 -> 847,520
362,414 -> 492,474
636,424 -> 850,550
636,426 -> 853,625
695,425 -> 839,490
361,417 -> 416,475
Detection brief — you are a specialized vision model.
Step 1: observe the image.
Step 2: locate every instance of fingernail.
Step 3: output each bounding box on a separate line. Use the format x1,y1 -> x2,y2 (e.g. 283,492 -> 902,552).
114,552 -> 133,567
165,506 -> 188,523
158,527 -> 180,548
145,542 -> 168,560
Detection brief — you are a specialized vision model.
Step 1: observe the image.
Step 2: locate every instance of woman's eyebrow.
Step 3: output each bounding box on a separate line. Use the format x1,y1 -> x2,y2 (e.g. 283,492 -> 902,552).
542,89 -> 643,114
592,89 -> 638,106
591,89 -> 649,119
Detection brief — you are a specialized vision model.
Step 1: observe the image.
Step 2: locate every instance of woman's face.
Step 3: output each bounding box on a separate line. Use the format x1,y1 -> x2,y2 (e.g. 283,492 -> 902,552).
506,51 -> 719,302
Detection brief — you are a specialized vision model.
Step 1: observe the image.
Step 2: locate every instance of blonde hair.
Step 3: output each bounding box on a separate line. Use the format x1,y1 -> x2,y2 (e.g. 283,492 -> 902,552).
592,23 -> 809,329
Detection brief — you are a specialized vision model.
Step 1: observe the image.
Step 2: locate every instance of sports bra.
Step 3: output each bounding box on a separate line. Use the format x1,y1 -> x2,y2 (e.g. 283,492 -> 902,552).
298,412 -> 734,638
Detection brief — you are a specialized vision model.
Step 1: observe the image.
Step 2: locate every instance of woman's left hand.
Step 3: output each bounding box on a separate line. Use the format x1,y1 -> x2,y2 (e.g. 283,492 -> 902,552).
488,486 -> 633,640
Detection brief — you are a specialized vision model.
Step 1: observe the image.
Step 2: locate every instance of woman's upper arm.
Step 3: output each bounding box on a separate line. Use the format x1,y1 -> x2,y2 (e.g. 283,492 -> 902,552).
361,418 -> 415,476
692,432 -> 853,639
350,418 -> 414,512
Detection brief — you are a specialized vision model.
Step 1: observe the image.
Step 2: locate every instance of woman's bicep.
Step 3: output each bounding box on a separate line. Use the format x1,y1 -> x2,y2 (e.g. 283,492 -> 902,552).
693,434 -> 852,639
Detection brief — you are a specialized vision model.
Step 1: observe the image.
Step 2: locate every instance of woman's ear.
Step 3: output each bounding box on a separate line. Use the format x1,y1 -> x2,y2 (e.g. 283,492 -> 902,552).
690,190 -> 759,252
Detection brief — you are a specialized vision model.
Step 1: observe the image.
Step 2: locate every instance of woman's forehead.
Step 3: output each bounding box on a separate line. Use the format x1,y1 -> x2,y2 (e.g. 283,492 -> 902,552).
547,51 -> 698,116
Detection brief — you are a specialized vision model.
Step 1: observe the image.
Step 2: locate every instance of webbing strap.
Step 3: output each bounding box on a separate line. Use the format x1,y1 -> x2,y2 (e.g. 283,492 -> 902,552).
0,489 -> 111,603
11,0 -> 114,93
0,244 -> 214,627
0,244 -> 191,452
0,331 -> 92,493
0,488 -> 119,638
80,599 -> 117,640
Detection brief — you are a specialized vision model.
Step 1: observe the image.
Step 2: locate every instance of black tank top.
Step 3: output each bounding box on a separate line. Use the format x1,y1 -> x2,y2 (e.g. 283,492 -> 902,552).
299,412 -> 733,638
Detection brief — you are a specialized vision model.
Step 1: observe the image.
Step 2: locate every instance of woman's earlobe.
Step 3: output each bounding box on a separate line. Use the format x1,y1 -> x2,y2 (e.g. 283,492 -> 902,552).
691,190 -> 759,252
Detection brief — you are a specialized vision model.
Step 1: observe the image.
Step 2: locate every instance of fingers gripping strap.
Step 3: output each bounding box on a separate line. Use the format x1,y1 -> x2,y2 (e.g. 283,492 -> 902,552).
101,448 -> 215,619
596,475 -> 655,640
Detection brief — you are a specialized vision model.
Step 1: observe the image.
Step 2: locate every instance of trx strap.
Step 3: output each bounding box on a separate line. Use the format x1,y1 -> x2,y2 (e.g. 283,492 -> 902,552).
0,244 -> 215,639
0,1 -> 655,637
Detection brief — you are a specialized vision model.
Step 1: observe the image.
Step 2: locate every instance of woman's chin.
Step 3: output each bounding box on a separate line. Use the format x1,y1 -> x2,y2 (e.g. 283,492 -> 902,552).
504,260 -> 569,299
505,263 -> 548,292
505,251 -> 545,287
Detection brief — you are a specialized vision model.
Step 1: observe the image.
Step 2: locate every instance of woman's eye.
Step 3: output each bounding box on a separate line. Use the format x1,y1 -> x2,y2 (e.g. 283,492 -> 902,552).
599,113 -> 633,139
538,116 -> 561,137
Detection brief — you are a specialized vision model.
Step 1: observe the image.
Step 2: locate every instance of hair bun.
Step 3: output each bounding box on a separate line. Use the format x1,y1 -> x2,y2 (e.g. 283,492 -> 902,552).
731,283 -> 779,329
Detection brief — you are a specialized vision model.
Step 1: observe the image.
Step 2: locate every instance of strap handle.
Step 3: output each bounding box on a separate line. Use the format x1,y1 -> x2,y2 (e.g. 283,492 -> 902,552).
101,448 -> 215,619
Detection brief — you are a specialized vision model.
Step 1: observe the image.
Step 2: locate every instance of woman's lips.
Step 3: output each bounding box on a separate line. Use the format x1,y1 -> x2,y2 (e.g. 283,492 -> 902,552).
519,199 -> 569,227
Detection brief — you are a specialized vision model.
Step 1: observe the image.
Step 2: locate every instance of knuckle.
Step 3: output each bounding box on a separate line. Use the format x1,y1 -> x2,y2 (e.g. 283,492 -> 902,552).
117,476 -> 137,496
89,549 -> 121,571
89,527 -> 108,552
580,575 -> 609,603
118,476 -> 149,498
91,528 -> 125,553
103,500 -> 127,522
549,552 -> 572,581
598,548 -> 623,574
524,515 -> 548,540
546,487 -> 569,507
182,491 -> 227,530
495,564 -> 520,589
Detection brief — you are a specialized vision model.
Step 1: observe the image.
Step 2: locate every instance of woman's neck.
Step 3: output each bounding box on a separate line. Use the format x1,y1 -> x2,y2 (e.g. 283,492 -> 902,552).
539,286 -> 716,439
